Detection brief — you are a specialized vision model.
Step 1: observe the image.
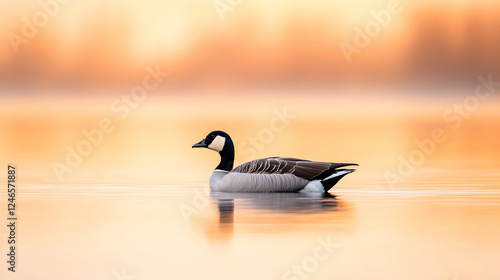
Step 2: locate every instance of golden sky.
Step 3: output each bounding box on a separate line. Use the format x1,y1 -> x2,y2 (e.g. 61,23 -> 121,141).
1,0 -> 499,92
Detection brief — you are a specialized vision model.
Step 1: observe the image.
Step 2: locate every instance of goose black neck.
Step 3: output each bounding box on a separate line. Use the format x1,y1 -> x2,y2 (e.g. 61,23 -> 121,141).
216,139 -> 234,171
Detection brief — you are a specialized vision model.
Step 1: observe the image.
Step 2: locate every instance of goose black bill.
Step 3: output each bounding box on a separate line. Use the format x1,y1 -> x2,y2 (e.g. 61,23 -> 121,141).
192,139 -> 207,148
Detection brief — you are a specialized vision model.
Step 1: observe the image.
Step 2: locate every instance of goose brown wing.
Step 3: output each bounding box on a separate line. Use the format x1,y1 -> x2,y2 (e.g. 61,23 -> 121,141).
231,157 -> 344,180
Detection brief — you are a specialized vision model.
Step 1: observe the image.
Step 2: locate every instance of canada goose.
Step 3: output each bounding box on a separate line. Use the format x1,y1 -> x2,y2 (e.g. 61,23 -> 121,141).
192,131 -> 357,192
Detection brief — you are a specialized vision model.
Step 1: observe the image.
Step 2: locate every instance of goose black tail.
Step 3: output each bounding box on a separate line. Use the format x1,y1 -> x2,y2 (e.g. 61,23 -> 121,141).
320,169 -> 355,192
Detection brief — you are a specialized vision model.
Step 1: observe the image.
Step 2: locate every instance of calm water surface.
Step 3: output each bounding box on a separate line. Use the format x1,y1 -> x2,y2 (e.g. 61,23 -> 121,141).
2,173 -> 500,280
2,92 -> 500,280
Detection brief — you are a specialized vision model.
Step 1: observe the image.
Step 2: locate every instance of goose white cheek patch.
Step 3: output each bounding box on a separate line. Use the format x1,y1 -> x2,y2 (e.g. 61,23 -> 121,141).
208,135 -> 225,152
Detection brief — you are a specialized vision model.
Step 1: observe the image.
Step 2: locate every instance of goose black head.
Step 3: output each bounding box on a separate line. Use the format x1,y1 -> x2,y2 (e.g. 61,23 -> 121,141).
192,130 -> 230,152
192,130 -> 234,171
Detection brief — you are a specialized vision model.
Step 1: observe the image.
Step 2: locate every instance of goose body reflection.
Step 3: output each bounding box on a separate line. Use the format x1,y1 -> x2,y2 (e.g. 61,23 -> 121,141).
192,131 -> 357,192
202,192 -> 352,240
211,192 -> 341,213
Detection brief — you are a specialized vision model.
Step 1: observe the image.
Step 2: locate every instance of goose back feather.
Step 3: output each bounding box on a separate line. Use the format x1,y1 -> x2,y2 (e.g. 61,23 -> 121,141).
231,157 -> 356,180
209,157 -> 357,192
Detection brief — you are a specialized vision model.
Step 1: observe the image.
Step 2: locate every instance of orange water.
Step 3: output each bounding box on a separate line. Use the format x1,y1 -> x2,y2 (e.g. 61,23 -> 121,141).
0,94 -> 499,279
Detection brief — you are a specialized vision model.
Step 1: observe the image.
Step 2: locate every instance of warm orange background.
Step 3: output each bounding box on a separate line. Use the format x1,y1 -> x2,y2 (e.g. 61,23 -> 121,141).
1,0 -> 499,186
1,4 -> 500,279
